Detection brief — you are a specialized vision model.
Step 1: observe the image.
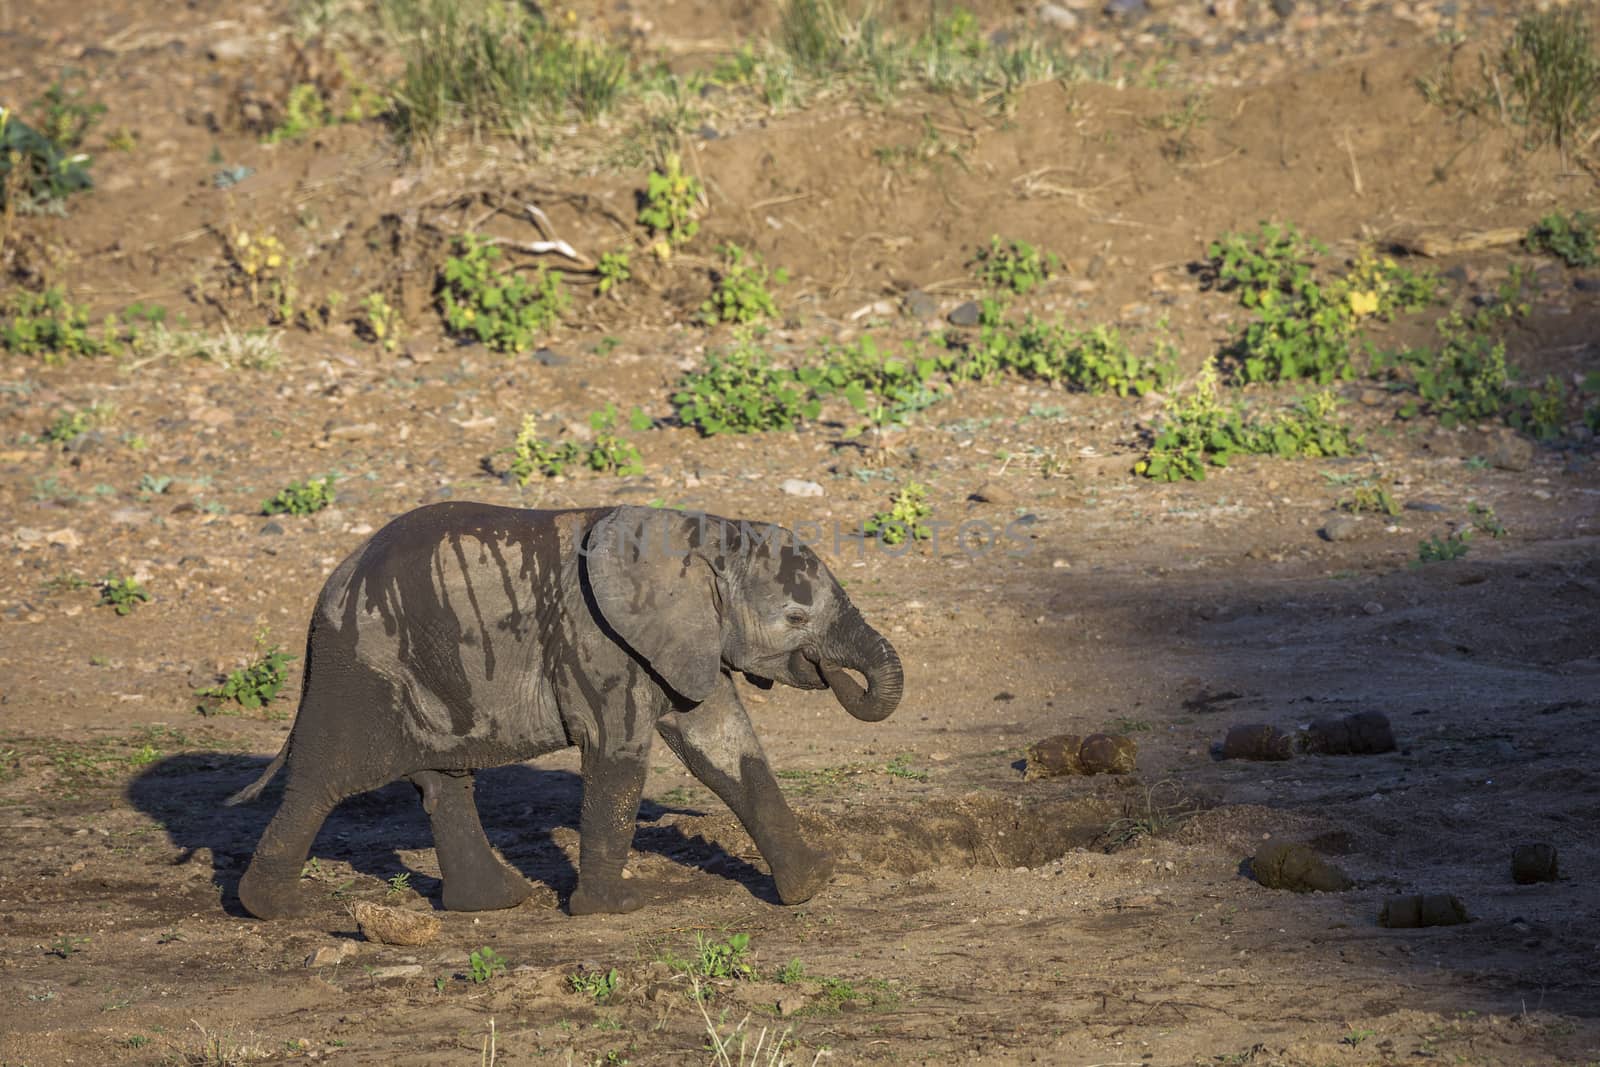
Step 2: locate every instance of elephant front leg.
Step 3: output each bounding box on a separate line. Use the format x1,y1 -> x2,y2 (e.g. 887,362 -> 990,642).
410,770 -> 532,912
568,741 -> 651,916
655,677 -> 834,905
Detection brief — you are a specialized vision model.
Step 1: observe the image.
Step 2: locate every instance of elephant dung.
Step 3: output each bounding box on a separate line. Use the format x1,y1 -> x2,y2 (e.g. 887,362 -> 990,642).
1219,723 -> 1295,761
352,901 -> 442,946
1302,711 -> 1396,755
1078,733 -> 1137,775
1250,841 -> 1351,893
1024,733 -> 1137,779
1024,734 -> 1083,779
1378,893 -> 1470,928
1511,843 -> 1559,884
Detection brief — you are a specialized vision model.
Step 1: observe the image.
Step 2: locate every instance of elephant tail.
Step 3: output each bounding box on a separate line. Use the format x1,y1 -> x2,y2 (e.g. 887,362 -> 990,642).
224,740 -> 289,806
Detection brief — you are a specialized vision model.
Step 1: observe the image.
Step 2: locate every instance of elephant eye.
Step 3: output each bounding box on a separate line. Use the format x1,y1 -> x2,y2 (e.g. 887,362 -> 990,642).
784,609 -> 809,626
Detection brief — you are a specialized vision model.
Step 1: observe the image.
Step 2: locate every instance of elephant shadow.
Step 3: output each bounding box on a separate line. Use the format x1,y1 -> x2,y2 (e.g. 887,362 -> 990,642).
125,752 -> 778,916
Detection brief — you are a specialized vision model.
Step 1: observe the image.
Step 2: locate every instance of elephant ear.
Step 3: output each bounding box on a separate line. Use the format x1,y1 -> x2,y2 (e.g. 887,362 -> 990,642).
583,507 -> 723,704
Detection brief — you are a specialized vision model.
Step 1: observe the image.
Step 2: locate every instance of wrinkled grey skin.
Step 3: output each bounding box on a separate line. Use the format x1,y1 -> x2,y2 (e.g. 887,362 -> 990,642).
227,502 -> 904,919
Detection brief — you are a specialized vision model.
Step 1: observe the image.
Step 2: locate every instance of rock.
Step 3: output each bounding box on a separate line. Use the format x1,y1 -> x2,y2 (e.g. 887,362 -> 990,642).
1362,601 -> 1384,616
1573,277 -> 1600,293
780,479 -> 824,498
903,290 -> 940,320
259,521 -> 285,537
325,422 -> 379,441
1024,733 -> 1136,778
1270,0 -> 1295,16
207,38 -> 256,61
1379,893 -> 1469,928
947,301 -> 982,327
1487,431 -> 1535,472
533,347 -> 569,367
368,964 -> 424,980
777,993 -> 807,1017
1302,711 -> 1396,755
45,528 -> 81,550
1037,2 -> 1079,29
1251,842 -> 1351,892
109,508 -> 148,526
1403,501 -> 1446,513
1320,515 -> 1365,542
1511,843 -> 1559,885
1103,0 -> 1145,15
353,901 -> 442,946
1219,723 -> 1295,761
696,124 -> 719,141
970,482 -> 1015,505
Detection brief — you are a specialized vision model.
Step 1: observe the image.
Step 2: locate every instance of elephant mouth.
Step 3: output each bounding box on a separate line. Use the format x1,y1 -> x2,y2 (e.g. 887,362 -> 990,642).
789,650 -> 829,690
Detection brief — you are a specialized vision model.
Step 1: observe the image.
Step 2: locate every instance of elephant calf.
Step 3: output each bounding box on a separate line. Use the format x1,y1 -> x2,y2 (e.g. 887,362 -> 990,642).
227,502 -> 903,919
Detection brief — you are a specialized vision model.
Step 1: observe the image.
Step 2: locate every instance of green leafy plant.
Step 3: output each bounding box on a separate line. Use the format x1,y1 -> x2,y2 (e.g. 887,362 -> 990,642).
883,754 -> 929,781
806,335 -> 947,444
98,576 -> 150,616
596,250 -> 631,295
0,86 -> 97,212
638,152 -> 703,255
700,244 -> 788,325
673,339 -> 820,435
1209,224 -> 1436,384
1526,210 -> 1599,266
267,83 -> 332,143
1418,529 -> 1472,563
504,407 -> 646,483
774,959 -> 807,984
970,235 -> 1058,295
440,234 -> 569,353
692,933 -> 755,981
1379,310 -> 1513,428
1,286 -> 115,360
1469,501 -> 1507,538
43,406 -> 98,444
197,630 -> 297,712
360,292 -> 404,352
959,310 -> 1175,397
467,946 -> 507,984
569,968 -> 620,1001
1498,7 -> 1600,152
1338,483 -> 1401,517
386,872 -> 413,897
262,476 -> 336,516
48,934 -> 89,959
864,483 -> 933,545
1135,367 -> 1359,481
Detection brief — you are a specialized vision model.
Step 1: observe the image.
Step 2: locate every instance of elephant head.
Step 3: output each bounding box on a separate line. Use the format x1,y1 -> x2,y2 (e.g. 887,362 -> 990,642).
583,507 -> 903,722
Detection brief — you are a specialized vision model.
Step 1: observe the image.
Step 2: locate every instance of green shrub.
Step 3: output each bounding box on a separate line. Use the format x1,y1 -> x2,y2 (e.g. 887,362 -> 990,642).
970,235 -> 1058,295
197,632 -> 297,712
700,244 -> 789,325
864,483 -> 932,545
262,477 -> 336,516
467,946 -> 506,984
638,152 -> 703,254
1135,366 -> 1360,481
1,287 -> 114,360
1419,530 -> 1471,563
1525,210 -> 1599,266
1380,311 -> 1512,427
946,303 -> 1174,396
1499,7 -> 1600,151
806,335 -> 946,437
596,250 -> 631,295
504,406 -> 646,483
673,340 -> 819,435
1339,484 -> 1401,516
439,234 -> 569,353
387,0 -> 631,144
99,576 -> 150,616
569,968 -> 619,1001
1209,225 -> 1436,384
0,81 -> 100,211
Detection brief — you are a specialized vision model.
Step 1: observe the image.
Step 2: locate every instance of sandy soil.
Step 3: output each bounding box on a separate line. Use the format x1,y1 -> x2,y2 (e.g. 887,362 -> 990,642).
2,0 -> 1598,1063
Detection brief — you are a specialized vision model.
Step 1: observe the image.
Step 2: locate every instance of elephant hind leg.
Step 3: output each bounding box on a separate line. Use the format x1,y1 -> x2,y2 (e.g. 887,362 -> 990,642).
409,770 -> 531,912
237,777 -> 342,920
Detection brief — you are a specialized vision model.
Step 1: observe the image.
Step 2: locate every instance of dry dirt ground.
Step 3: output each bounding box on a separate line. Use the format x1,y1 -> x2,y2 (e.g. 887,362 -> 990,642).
2,0 -> 1599,1064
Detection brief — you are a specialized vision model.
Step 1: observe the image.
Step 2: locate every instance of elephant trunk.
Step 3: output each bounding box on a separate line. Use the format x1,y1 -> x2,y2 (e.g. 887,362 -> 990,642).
819,605 -> 903,723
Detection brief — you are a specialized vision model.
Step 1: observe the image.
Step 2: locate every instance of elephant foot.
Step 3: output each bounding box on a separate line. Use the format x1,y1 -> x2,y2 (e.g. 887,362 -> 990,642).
440,865 -> 533,913
237,864 -> 312,920
568,878 -> 644,916
773,848 -> 835,906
